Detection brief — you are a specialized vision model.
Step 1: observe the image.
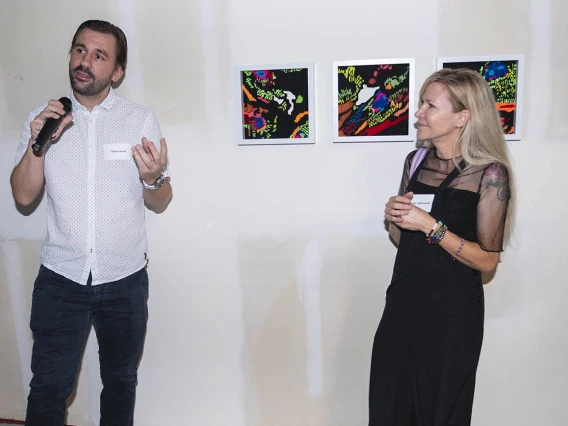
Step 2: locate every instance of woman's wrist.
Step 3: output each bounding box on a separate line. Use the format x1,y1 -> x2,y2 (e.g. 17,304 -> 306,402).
423,218 -> 438,235
426,220 -> 447,245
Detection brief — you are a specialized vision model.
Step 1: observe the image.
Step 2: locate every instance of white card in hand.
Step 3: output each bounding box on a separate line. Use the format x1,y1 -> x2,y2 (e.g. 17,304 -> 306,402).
411,194 -> 435,212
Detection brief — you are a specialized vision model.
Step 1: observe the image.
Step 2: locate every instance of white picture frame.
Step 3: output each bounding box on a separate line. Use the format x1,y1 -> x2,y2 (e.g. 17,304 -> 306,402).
235,63 -> 315,145
332,58 -> 415,143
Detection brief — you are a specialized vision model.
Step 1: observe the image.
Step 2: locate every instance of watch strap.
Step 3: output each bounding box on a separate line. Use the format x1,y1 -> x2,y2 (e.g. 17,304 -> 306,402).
142,173 -> 165,190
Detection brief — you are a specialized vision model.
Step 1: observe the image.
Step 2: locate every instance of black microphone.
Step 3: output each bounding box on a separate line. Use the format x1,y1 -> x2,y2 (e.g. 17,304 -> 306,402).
32,97 -> 73,153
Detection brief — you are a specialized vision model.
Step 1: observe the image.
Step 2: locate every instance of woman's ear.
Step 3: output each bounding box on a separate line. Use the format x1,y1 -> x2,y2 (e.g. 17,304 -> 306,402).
457,109 -> 471,128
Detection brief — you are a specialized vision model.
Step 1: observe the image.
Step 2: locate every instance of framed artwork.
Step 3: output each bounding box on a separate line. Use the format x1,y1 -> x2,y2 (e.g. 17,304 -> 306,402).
333,58 -> 415,143
235,63 -> 315,145
436,55 -> 525,140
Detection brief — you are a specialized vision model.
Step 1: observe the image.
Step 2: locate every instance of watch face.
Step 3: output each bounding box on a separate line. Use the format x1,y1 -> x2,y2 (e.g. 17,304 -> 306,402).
155,176 -> 165,189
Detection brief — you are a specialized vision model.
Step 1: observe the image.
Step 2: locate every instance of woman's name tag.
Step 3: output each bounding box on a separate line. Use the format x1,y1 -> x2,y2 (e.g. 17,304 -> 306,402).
411,194 -> 435,212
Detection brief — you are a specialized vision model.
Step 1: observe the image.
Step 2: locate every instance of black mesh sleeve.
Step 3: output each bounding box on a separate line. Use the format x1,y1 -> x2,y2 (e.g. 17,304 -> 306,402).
477,163 -> 511,252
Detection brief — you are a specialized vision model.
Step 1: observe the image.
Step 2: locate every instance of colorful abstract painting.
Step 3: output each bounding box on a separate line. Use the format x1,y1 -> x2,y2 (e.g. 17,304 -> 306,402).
236,64 -> 315,145
333,59 -> 415,143
437,55 -> 525,140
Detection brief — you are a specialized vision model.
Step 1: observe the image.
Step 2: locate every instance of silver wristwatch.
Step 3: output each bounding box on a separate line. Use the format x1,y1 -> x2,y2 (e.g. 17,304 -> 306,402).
142,173 -> 166,190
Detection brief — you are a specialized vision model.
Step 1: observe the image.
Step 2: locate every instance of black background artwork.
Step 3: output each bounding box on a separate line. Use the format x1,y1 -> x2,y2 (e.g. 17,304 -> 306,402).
241,68 -> 310,140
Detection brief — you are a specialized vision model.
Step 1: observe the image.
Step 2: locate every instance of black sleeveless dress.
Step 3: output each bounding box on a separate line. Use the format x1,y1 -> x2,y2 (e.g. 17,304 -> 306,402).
368,152 -> 488,426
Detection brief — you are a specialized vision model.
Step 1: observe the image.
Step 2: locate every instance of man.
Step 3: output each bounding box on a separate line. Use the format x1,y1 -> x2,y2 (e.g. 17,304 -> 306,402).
10,20 -> 172,426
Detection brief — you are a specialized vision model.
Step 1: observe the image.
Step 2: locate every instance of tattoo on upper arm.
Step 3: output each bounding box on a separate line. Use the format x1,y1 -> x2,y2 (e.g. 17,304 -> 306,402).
484,164 -> 510,201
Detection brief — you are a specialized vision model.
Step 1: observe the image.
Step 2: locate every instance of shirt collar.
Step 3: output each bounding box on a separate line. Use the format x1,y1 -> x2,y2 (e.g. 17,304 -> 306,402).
69,87 -> 117,112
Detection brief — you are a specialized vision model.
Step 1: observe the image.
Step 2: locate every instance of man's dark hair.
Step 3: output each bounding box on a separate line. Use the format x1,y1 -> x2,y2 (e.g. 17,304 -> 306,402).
70,20 -> 128,72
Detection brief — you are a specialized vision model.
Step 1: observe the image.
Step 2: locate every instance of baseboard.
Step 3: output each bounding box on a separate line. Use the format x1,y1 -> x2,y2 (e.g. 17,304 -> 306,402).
0,419 -> 74,426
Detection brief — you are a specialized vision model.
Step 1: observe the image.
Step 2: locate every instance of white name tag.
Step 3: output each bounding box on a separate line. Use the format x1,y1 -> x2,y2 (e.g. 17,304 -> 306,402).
411,193 -> 435,212
104,144 -> 132,160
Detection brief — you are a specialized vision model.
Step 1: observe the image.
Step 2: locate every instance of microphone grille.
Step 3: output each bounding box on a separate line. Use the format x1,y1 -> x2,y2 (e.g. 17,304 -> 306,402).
59,97 -> 72,113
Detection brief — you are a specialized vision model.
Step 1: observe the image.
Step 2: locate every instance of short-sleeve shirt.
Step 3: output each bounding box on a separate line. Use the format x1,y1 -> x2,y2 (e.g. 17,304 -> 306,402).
14,88 -> 168,285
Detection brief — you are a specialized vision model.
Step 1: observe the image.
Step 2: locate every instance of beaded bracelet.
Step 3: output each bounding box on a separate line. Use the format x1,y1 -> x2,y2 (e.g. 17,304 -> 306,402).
426,221 -> 443,238
429,225 -> 447,245
426,222 -> 447,245
452,238 -> 465,260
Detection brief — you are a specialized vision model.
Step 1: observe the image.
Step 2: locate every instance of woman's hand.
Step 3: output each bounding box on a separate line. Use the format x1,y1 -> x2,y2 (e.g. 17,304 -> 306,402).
385,192 -> 412,223
385,192 -> 435,234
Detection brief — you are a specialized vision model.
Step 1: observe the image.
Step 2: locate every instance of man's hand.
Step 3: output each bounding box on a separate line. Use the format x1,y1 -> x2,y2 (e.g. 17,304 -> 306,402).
30,99 -> 74,143
132,137 -> 168,184
11,99 -> 74,206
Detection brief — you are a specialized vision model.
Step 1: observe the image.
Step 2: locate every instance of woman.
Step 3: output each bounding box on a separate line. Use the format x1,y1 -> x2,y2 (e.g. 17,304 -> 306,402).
368,68 -> 514,425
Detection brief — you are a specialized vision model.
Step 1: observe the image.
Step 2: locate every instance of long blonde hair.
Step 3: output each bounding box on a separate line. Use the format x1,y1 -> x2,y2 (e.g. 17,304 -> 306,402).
417,68 -> 516,245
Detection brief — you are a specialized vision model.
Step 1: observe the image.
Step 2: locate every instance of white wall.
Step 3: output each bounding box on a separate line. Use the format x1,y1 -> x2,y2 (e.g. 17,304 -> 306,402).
1,0 -> 567,425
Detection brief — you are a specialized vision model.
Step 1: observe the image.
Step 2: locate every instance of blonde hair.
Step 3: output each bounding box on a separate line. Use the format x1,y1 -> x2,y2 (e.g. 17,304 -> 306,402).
417,68 -> 516,245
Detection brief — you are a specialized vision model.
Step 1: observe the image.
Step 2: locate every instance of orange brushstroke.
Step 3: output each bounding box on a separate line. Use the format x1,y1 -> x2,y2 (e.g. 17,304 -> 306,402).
355,121 -> 368,135
291,127 -> 302,138
294,111 -> 308,123
338,100 -> 354,114
338,111 -> 351,130
497,102 -> 515,113
242,85 -> 256,102
394,103 -> 409,117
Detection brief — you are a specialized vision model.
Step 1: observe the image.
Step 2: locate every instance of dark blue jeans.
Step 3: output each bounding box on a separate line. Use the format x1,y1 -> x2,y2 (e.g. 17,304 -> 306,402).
25,265 -> 149,426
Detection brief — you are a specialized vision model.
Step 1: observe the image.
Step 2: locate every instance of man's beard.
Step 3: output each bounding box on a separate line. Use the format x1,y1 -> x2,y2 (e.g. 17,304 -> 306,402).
69,65 -> 113,97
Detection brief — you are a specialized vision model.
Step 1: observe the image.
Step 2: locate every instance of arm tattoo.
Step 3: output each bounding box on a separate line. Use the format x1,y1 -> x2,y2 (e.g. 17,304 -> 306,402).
485,164 -> 510,201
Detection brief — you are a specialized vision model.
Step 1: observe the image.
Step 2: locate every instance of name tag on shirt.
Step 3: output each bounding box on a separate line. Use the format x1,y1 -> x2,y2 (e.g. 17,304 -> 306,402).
411,194 -> 435,212
104,144 -> 132,160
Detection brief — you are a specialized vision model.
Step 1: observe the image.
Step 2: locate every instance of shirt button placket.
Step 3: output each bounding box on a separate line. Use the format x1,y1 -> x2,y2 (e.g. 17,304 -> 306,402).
87,112 -> 97,278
